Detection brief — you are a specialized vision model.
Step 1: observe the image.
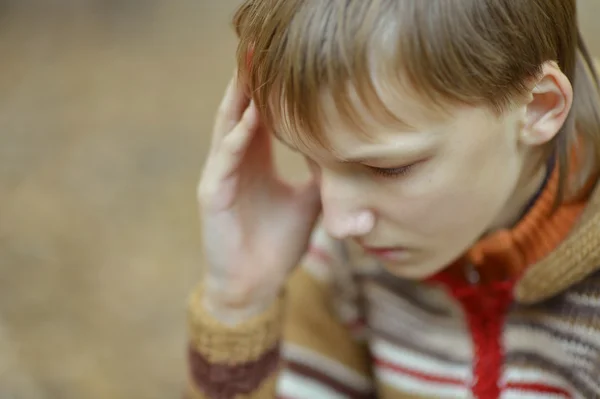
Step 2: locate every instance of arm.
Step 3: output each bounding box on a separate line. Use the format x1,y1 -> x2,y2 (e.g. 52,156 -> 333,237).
186,228 -> 374,399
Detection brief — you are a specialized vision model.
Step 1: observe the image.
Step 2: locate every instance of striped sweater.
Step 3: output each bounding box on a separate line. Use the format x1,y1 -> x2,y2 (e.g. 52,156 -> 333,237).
186,167 -> 600,399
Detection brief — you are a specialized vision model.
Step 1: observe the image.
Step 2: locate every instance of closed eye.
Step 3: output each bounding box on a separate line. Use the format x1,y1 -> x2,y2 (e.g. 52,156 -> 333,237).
368,163 -> 416,178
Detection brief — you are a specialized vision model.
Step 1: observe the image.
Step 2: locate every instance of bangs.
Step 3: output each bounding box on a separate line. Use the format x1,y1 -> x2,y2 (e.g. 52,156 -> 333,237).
233,0 -> 570,149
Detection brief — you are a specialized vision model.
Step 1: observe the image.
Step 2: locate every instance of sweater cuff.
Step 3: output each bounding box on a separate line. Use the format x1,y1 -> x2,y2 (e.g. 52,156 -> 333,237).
187,282 -> 284,398
187,282 -> 284,363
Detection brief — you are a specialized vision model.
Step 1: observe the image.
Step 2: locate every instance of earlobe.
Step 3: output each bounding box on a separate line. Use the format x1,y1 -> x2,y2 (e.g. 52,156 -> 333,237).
520,62 -> 573,147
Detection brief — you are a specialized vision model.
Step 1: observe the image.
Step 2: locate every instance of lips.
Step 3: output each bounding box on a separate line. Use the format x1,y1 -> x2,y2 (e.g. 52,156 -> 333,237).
360,245 -> 411,261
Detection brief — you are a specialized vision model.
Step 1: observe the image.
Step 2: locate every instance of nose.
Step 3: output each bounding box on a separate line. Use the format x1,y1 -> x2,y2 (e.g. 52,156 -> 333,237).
319,172 -> 375,239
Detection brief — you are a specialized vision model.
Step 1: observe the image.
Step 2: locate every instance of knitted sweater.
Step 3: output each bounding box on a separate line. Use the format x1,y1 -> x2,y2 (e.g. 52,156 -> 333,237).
186,166 -> 600,399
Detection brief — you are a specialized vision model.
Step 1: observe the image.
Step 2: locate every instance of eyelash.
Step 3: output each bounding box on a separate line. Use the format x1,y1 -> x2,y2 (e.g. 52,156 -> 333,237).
369,164 -> 415,178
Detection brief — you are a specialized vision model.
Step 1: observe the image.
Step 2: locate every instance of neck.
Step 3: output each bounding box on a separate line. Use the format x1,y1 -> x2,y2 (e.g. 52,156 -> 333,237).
433,151 -> 586,285
489,151 -> 549,231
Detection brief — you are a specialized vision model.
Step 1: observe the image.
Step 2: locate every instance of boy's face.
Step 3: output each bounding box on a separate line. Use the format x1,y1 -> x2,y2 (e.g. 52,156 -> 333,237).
277,88 -> 547,279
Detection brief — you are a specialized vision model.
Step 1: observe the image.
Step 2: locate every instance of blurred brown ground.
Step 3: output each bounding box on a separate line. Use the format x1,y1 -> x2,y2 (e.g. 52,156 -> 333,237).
0,1 -> 598,398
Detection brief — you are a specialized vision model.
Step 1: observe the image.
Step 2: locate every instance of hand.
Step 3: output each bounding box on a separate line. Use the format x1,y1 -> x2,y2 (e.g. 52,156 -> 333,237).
197,72 -> 321,323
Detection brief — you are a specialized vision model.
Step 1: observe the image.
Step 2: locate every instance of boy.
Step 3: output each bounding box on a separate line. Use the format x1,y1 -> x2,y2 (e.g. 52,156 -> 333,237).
190,1 -> 600,397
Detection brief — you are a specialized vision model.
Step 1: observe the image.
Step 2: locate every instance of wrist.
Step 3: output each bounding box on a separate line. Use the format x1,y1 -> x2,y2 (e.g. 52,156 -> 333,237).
202,294 -> 274,326
202,276 -> 280,326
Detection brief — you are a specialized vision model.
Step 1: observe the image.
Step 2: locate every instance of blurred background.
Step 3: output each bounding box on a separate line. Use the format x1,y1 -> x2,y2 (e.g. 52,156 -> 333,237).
0,1 -> 598,398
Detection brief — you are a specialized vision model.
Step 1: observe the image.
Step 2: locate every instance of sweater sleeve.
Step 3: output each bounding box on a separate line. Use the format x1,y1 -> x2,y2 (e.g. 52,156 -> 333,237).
185,227 -> 374,399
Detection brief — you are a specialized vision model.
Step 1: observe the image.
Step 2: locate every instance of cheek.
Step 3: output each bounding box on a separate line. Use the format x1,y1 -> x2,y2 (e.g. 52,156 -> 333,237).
378,128 -> 521,237
381,180 -> 493,237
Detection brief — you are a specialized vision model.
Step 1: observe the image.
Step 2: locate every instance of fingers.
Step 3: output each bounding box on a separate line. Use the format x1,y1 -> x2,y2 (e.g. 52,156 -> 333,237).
218,101 -> 259,172
199,102 -> 259,207
213,72 -> 251,144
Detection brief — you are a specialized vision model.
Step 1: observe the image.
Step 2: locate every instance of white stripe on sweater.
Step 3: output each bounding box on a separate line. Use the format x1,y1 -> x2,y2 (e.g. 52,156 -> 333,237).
501,367 -> 574,398
566,291 -> 600,308
277,370 -> 347,399
367,284 -> 473,359
501,390 -> 568,399
502,367 -> 574,389
504,328 -> 573,367
371,338 -> 471,380
281,343 -> 373,392
516,315 -> 600,351
375,367 -> 470,398
505,328 -> 600,395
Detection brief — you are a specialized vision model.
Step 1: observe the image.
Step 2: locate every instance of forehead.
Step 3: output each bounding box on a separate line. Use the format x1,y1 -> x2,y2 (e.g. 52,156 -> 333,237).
272,83 -> 452,157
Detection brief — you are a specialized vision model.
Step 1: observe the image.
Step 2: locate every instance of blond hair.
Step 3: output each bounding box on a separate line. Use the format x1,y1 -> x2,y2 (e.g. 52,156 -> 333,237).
233,0 -> 600,203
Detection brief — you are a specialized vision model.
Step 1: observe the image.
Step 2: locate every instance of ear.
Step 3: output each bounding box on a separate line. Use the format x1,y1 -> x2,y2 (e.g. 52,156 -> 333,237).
520,61 -> 573,147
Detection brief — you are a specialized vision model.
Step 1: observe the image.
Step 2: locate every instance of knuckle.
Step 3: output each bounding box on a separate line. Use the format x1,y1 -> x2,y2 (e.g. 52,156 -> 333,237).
197,181 -> 215,204
221,131 -> 244,156
216,101 -> 230,120
197,168 -> 215,200
220,134 -> 238,153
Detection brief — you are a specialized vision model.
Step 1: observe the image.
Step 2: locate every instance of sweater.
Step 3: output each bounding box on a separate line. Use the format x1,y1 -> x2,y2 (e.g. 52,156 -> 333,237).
186,165 -> 600,399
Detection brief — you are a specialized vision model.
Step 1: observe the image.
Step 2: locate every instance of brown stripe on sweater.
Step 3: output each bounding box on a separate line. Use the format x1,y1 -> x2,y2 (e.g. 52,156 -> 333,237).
365,282 -> 472,363
364,274 -> 452,317
370,327 -> 471,365
507,318 -> 600,357
505,352 -> 599,398
375,382 -> 441,399
531,295 -> 600,320
284,360 -> 375,399
511,304 -> 600,332
563,271 -> 600,294
366,285 -> 463,333
188,344 -> 279,399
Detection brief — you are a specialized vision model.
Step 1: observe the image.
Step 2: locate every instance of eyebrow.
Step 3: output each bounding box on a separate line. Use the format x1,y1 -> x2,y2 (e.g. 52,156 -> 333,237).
336,146 -> 428,164
273,132 -> 432,165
